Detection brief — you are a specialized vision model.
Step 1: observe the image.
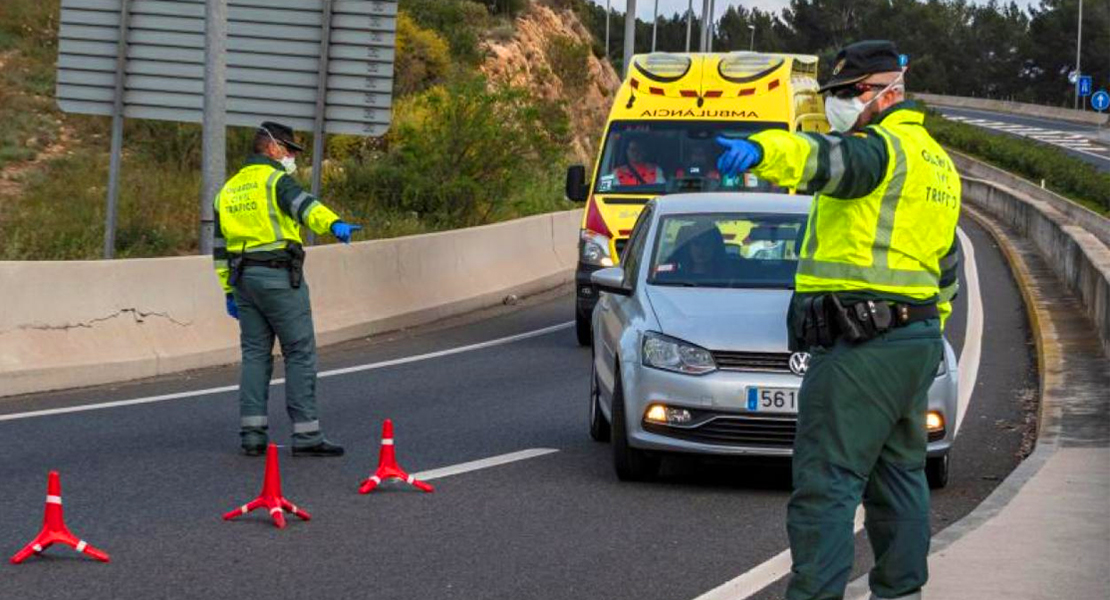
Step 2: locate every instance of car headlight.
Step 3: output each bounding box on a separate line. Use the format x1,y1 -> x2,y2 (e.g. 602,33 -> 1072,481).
580,230 -> 614,267
642,332 -> 716,375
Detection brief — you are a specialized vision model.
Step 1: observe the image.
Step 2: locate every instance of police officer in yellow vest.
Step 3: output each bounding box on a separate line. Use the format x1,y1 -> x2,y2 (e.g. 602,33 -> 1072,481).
717,42 -> 961,600
213,122 -> 361,457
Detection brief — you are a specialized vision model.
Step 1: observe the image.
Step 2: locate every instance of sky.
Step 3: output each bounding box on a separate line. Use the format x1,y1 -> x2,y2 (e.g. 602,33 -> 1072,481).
588,0 -> 1041,21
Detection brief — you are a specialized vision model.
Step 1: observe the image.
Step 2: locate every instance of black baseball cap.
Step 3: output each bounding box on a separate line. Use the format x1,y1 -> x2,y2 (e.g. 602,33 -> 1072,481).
819,40 -> 903,93
258,121 -> 304,153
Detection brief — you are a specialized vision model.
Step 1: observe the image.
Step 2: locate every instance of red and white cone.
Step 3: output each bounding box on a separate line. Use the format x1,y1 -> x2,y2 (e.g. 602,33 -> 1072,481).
359,419 -> 434,494
10,471 -> 110,564
222,443 -> 311,529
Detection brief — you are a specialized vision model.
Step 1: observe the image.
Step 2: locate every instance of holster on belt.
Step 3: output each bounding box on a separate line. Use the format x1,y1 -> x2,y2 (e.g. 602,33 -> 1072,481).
791,292 -> 936,351
287,244 -> 305,289
227,255 -> 246,288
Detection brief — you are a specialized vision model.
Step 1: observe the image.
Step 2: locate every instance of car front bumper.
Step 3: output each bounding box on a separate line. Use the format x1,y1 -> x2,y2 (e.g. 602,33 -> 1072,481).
622,358 -> 957,459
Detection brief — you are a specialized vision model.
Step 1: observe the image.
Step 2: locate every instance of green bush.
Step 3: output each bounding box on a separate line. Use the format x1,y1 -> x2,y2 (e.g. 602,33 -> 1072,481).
393,12 -> 452,97
545,35 -> 591,95
924,112 -> 1110,215
403,0 -> 489,65
326,75 -> 572,228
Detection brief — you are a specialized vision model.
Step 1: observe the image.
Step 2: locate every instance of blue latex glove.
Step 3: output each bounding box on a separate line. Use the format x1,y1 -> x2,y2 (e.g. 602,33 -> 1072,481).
715,135 -> 763,178
330,220 -> 363,244
225,294 -> 238,320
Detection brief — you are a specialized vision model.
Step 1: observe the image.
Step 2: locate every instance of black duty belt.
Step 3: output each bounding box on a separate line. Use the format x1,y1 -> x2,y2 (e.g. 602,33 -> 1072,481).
793,294 -> 939,351
241,257 -> 292,270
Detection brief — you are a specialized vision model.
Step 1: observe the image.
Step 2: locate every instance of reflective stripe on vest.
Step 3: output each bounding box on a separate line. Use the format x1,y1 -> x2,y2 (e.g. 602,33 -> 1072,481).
215,165 -> 303,252
796,113 -> 961,300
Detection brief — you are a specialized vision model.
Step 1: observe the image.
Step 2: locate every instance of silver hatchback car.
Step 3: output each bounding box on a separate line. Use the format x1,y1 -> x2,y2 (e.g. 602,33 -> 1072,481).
588,194 -> 957,487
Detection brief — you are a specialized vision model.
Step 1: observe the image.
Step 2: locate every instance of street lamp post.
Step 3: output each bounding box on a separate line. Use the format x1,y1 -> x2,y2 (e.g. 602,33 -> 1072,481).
605,0 -> 610,60
651,0 -> 659,52
1074,0 -> 1083,109
748,24 -> 755,52
699,0 -> 710,52
623,0 -> 637,79
707,0 -> 716,52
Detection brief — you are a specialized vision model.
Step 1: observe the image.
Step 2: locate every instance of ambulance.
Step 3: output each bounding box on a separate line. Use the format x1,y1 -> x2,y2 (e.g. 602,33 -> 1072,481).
565,52 -> 830,345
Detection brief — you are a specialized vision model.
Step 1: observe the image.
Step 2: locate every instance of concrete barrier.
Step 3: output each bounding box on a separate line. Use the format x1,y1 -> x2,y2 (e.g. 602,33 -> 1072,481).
950,151 -> 1110,246
0,210 -> 582,398
961,176 -> 1110,360
916,93 -> 1109,127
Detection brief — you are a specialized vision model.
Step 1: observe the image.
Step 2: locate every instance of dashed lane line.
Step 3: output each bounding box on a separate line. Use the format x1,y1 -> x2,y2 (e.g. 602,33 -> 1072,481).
414,448 -> 560,482
0,322 -> 574,423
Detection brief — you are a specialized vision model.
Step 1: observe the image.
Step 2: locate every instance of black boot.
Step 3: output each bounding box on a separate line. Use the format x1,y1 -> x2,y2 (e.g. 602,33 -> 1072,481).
292,439 -> 345,457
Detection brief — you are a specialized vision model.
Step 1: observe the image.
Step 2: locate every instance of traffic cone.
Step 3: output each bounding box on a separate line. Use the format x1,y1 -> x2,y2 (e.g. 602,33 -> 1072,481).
10,471 -> 110,564
359,419 -> 434,494
222,443 -> 311,529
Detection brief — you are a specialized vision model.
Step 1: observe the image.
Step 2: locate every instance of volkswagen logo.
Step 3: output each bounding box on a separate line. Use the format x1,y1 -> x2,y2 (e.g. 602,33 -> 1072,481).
789,352 -> 811,376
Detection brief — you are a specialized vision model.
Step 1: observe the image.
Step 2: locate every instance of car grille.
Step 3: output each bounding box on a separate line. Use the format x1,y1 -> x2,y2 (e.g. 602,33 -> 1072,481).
614,238 -> 628,261
644,415 -> 797,448
711,351 -> 793,374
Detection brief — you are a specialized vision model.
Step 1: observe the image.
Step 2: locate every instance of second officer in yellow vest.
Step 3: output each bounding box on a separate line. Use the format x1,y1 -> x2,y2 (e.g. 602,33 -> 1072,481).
717,42 -> 960,600
213,122 -> 361,457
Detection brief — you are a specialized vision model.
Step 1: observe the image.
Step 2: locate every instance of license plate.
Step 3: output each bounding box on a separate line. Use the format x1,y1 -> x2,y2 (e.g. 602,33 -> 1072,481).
746,387 -> 798,414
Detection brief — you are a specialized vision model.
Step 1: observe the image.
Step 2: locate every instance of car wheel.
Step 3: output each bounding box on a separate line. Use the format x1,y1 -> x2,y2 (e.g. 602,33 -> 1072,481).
926,454 -> 950,489
589,356 -> 610,442
575,310 -> 592,347
611,366 -> 660,481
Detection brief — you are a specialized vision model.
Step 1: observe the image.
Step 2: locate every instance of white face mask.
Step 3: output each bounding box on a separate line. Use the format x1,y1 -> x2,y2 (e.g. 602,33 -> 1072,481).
262,126 -> 298,175
279,155 -> 297,176
824,73 -> 904,133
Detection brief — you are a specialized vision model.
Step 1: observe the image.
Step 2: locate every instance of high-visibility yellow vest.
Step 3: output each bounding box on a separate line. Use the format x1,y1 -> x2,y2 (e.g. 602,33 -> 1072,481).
756,109 -> 961,301
216,164 -> 307,253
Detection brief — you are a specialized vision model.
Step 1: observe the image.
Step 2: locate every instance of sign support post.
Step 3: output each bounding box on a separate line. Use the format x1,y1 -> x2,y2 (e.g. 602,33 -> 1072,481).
200,0 -> 228,256
103,0 -> 131,259
307,0 -> 335,246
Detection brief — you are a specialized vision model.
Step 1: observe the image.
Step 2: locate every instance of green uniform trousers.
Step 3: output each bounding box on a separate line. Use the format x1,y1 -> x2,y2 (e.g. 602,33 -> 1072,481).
786,319 -> 943,600
232,266 -> 324,449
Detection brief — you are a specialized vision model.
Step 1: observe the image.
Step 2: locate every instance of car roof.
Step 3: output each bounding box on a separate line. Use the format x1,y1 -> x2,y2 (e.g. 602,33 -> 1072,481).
648,193 -> 812,216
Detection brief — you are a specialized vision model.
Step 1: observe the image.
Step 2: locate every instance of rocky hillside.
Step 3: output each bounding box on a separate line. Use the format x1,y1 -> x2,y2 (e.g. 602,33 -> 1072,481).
481,2 -> 620,164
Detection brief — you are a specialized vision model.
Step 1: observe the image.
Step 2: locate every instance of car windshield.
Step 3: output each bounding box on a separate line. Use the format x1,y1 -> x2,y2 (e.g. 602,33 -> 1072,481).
593,121 -> 789,196
648,212 -> 807,289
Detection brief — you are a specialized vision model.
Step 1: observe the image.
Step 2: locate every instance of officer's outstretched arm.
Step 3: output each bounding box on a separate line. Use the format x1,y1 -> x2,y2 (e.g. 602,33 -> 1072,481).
275,175 -> 342,235
748,130 -> 889,199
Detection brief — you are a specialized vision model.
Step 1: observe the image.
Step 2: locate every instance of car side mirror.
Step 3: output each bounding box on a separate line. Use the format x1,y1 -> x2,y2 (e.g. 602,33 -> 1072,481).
591,267 -> 631,296
565,165 -> 589,203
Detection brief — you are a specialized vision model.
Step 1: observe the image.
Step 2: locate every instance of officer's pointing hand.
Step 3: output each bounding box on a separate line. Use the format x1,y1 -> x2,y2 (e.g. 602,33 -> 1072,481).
225,294 -> 239,320
715,135 -> 763,178
330,221 -> 362,244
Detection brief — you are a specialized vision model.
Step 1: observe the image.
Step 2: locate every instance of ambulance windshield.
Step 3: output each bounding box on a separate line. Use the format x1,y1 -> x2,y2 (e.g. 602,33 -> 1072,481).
593,121 -> 790,196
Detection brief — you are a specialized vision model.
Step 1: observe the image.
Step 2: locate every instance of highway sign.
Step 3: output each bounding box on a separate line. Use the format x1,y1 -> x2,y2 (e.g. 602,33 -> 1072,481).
56,0 -> 396,136
1078,75 -> 1092,97
1093,90 -> 1110,113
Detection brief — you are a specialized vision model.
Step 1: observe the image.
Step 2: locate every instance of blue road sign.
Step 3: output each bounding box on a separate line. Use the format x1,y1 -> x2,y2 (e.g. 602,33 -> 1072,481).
1093,90 -> 1110,112
1078,75 -> 1092,97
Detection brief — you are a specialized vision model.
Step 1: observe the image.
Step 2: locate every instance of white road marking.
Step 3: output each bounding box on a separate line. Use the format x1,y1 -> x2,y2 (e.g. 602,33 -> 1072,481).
955,227 -> 983,435
692,508 -> 866,600
0,322 -> 574,422
941,112 -> 1110,164
413,448 -> 559,481
690,228 -> 984,600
